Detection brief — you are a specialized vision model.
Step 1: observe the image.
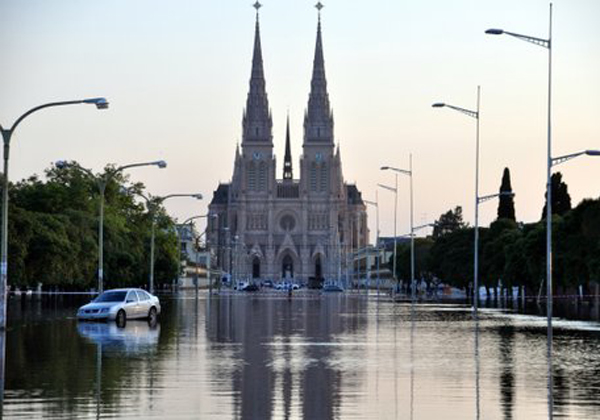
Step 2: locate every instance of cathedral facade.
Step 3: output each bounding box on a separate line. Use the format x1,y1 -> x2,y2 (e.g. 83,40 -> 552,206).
207,8 -> 368,285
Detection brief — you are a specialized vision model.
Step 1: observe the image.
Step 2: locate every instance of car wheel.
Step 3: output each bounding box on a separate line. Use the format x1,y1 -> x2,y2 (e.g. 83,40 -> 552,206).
116,309 -> 127,327
148,307 -> 157,323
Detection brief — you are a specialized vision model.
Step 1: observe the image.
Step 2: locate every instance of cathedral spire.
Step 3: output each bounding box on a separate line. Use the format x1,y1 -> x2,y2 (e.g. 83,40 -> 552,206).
283,114 -> 293,179
243,2 -> 273,144
304,2 -> 333,145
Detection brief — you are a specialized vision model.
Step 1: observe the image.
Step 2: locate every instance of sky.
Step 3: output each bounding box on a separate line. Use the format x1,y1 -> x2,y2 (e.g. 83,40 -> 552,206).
1,0 -> 599,243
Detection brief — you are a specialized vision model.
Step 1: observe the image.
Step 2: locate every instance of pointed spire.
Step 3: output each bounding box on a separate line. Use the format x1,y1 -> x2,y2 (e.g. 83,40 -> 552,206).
283,114 -> 293,179
243,2 -> 273,144
304,2 -> 334,145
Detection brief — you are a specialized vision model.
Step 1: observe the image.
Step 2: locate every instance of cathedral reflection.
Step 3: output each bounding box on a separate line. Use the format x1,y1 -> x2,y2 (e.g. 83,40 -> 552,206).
205,293 -> 368,419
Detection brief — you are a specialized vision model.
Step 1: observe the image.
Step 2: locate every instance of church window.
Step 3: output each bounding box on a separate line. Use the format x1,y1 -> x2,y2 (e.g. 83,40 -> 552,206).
310,162 -> 317,192
319,163 -> 328,192
247,162 -> 257,191
279,215 -> 296,232
258,161 -> 267,191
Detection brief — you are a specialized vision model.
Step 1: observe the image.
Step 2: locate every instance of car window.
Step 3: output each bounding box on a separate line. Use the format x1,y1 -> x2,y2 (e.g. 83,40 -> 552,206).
136,290 -> 148,301
95,291 -> 127,302
126,291 -> 138,302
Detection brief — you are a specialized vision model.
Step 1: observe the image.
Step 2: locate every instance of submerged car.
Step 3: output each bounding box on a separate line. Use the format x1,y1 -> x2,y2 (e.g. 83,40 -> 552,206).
77,288 -> 161,324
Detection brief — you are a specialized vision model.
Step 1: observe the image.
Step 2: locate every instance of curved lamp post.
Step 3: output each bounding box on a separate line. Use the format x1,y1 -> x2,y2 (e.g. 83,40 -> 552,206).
432,87 -> 481,312
485,9 -> 599,416
377,179 -> 398,289
125,190 -> 202,293
55,159 -> 167,293
382,155 -> 413,296
364,195 -> 381,295
0,97 -> 108,329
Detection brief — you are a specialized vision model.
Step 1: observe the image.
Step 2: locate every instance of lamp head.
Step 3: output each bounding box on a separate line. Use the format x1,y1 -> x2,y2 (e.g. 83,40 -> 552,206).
83,97 -> 109,110
585,150 -> 600,156
55,160 -> 68,169
485,28 -> 504,35
156,160 -> 167,169
432,103 -> 446,108
380,166 -> 389,170
193,193 -> 203,200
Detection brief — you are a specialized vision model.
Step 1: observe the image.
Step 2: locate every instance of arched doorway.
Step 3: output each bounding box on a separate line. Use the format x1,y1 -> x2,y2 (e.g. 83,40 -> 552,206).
282,255 -> 294,280
252,256 -> 260,279
315,255 -> 323,280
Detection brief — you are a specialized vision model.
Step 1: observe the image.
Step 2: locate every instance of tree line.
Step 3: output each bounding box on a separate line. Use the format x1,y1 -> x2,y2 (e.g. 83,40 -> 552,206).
2,163 -> 178,291
392,168 -> 600,296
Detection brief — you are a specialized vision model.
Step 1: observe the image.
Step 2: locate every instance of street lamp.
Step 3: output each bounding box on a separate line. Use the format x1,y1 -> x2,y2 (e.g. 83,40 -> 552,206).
0,97 -> 108,329
378,179 -> 398,290
382,155 -> 413,297
124,190 -> 202,293
55,159 -> 166,294
364,194 -> 381,295
432,87 -> 481,312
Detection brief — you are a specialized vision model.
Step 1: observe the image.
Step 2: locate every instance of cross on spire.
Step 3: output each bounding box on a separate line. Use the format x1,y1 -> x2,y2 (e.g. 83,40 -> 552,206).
253,1 -> 262,15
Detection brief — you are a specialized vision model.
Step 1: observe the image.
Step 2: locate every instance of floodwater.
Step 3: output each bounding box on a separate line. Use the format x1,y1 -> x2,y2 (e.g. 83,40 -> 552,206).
2,292 -> 600,419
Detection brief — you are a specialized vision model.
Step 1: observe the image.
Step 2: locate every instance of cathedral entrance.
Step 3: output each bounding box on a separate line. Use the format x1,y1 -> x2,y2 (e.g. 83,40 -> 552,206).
252,257 -> 260,279
282,255 -> 294,279
315,255 -> 322,280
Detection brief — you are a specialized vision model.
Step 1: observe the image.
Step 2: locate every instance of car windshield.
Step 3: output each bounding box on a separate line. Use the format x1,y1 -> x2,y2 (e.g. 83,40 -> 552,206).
95,291 -> 127,303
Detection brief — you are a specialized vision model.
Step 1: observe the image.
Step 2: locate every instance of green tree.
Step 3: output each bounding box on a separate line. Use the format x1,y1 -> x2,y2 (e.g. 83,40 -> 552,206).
432,206 -> 467,239
542,171 -> 571,218
4,162 -> 178,291
497,167 -> 516,221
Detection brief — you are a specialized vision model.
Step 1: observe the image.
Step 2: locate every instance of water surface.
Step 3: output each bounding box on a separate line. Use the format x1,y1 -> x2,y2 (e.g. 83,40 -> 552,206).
3,292 -> 600,419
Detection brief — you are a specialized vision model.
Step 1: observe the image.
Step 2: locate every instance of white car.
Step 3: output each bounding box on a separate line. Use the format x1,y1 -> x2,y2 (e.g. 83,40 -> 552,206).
77,288 -> 161,324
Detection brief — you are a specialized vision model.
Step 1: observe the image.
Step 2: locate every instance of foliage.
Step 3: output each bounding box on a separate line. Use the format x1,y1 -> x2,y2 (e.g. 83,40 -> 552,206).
3,163 -> 178,290
542,171 -> 572,218
497,167 -> 516,221
432,206 -> 467,239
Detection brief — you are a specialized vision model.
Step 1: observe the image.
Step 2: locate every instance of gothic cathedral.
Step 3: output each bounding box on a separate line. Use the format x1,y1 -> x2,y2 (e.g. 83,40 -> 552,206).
208,6 -> 368,286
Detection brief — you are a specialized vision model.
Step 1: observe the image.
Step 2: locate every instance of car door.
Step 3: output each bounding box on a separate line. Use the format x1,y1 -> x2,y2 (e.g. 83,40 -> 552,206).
125,290 -> 140,319
136,290 -> 150,316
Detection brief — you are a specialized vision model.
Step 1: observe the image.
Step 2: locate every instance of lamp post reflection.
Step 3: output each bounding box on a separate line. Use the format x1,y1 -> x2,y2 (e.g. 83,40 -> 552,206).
95,343 -> 102,420
0,329 -> 5,418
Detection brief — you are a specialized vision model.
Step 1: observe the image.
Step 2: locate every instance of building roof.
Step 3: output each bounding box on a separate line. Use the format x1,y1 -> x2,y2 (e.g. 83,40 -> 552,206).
346,185 -> 364,205
210,184 -> 230,205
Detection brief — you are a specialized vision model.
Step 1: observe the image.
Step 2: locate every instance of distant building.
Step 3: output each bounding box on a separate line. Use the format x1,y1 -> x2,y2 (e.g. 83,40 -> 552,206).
207,8 -> 368,285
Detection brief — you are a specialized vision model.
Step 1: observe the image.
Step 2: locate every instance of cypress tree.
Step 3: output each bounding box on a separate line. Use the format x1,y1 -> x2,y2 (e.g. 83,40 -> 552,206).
497,167 -> 516,221
542,171 -> 572,218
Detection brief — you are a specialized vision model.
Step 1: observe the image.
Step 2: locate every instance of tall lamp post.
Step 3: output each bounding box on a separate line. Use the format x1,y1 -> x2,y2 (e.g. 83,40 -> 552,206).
364,194 -> 381,295
382,155 -> 413,296
378,177 -> 398,290
432,87 -> 481,311
484,9 -> 600,416
55,159 -> 166,294
0,97 -> 108,329
125,190 -> 203,293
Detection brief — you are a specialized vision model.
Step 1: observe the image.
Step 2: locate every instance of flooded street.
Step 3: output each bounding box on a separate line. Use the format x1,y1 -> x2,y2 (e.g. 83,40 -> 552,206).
3,292 -> 600,419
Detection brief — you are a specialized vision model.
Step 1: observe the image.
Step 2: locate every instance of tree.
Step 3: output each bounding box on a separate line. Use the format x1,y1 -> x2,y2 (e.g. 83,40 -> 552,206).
432,206 -> 467,239
497,167 -> 516,221
4,162 -> 179,290
542,171 -> 571,218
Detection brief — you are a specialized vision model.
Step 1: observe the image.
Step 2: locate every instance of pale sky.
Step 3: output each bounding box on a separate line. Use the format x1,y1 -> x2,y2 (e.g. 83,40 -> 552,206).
1,0 -> 599,243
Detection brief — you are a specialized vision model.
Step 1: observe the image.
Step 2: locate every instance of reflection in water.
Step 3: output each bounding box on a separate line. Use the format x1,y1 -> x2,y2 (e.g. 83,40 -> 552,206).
4,293 -> 600,419
77,320 -> 160,354
548,321 -> 554,420
499,324 -> 515,420
0,329 -> 5,419
474,314 -> 480,420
